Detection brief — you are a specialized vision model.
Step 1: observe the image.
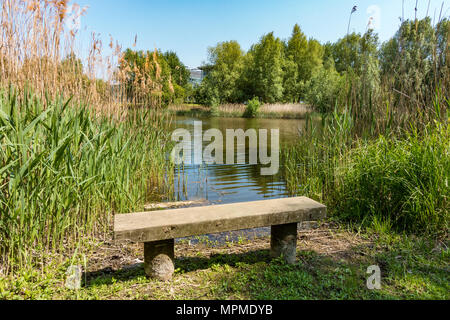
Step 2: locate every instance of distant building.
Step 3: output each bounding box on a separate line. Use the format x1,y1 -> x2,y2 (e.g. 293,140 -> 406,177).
189,68 -> 205,85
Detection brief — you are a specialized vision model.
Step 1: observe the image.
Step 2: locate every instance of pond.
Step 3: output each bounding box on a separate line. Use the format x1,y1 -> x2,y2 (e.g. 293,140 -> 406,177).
166,115 -> 310,242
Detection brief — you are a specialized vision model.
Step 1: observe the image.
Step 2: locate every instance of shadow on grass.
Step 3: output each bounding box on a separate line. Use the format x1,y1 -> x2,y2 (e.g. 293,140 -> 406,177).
83,248 -> 272,288
82,243 -> 449,300
208,249 -> 399,300
176,249 -> 272,273
210,247 -> 449,300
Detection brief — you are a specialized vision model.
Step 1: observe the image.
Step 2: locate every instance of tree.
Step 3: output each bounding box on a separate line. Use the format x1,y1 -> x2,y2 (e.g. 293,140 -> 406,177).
163,51 -> 190,88
304,63 -> 343,113
379,18 -> 446,106
305,39 -> 324,79
330,31 -> 378,75
286,24 -> 308,82
163,51 -> 192,103
204,40 -> 245,103
246,32 -> 285,103
285,24 -> 323,101
282,56 -> 299,102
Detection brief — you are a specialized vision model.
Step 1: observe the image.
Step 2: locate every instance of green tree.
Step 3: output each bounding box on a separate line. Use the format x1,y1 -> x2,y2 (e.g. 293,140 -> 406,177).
379,18 -> 448,107
205,40 -> 245,103
246,32 -> 285,103
282,56 -> 299,102
285,24 -> 323,101
286,24 -> 308,81
330,31 -> 378,75
305,39 -> 324,78
304,62 -> 343,113
163,51 -> 190,88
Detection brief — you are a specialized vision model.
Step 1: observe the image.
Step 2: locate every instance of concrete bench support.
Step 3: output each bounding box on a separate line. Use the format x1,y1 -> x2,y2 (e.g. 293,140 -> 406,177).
144,239 -> 175,281
270,223 -> 297,264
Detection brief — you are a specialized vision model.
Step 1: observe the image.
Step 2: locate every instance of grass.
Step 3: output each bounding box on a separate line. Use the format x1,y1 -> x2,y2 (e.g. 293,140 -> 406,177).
283,108 -> 449,236
332,122 -> 449,235
0,88 -> 173,274
169,103 -> 312,119
0,224 -> 447,300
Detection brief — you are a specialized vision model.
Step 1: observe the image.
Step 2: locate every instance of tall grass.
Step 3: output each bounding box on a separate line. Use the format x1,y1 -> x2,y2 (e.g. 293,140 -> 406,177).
284,12 -> 449,235
0,0 -> 165,117
283,109 -> 354,201
283,106 -> 449,235
333,122 -> 449,234
0,88 -> 173,273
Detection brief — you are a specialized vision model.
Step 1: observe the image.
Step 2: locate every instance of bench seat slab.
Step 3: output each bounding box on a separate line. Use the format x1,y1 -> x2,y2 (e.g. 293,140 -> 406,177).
115,197 -> 326,243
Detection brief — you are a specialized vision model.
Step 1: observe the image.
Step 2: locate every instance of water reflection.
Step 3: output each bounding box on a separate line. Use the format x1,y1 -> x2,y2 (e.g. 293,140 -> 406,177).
168,116 -> 306,205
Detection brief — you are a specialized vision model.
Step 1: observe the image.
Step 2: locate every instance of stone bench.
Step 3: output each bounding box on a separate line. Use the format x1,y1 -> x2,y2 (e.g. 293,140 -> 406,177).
114,197 -> 326,281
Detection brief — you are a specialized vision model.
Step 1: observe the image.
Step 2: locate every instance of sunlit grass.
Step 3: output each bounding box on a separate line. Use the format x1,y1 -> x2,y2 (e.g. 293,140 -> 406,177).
283,104 -> 449,235
169,103 -> 311,119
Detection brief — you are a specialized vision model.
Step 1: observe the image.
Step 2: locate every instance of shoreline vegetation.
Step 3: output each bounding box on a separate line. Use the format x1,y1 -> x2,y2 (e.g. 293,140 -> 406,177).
0,1 -> 175,276
0,1 -> 449,300
168,103 -> 313,119
0,90 -> 174,275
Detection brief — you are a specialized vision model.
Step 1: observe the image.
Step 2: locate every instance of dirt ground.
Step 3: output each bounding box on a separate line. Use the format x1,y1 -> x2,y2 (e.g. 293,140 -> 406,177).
84,222 -> 372,278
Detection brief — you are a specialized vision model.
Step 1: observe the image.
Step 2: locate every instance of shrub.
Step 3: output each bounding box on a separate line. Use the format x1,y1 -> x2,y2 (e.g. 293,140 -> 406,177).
244,97 -> 261,118
209,97 -> 221,117
283,108 -> 449,235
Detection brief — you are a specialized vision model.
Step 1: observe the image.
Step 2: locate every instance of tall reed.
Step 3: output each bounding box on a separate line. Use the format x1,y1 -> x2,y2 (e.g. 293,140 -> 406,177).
0,1 -> 176,276
0,87 -> 173,274
283,104 -> 449,235
0,0 -> 165,117
333,120 -> 449,234
283,12 -> 449,235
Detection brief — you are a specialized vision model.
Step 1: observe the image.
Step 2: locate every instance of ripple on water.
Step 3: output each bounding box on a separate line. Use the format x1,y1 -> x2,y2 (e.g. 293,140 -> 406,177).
168,116 -> 311,243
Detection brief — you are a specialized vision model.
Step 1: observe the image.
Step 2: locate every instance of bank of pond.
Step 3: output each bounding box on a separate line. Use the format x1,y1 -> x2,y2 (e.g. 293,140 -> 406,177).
0,92 -> 448,276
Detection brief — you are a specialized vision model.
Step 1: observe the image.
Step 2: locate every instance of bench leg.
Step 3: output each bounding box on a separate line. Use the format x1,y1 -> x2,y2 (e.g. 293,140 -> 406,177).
271,223 -> 297,264
144,239 -> 175,281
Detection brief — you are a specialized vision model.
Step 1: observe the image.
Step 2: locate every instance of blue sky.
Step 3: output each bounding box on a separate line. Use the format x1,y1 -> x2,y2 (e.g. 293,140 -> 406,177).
73,0 -> 449,67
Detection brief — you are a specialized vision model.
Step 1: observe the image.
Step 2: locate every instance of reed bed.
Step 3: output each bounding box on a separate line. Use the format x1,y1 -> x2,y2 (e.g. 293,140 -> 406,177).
283,12 -> 449,235
0,88 -> 173,273
0,0 -> 174,274
261,103 -> 310,115
0,0 -> 165,117
283,105 -> 449,236
169,103 -> 311,119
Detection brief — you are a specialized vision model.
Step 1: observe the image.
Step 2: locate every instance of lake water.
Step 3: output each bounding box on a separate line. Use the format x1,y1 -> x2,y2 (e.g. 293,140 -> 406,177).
167,115 -> 309,242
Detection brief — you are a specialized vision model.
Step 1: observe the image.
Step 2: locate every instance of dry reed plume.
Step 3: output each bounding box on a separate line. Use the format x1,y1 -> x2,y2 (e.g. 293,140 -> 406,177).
0,0 -> 165,117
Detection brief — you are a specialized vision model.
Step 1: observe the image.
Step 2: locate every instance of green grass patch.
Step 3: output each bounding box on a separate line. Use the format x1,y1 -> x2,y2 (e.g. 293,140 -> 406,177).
1,228 -> 447,300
